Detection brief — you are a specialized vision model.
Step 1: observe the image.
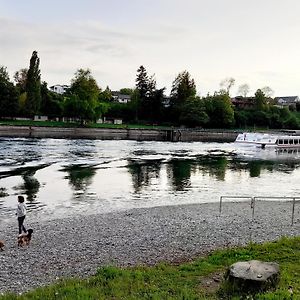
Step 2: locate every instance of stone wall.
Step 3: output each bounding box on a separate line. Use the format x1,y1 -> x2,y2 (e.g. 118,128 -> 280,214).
0,126 -> 238,142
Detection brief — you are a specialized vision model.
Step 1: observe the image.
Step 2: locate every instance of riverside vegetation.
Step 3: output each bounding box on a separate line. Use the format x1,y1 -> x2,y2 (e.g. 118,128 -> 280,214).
1,237 -> 299,299
1,51 -> 300,130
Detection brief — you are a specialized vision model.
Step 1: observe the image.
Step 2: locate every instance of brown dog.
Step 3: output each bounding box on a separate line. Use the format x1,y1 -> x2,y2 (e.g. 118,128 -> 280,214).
0,240 -> 4,251
18,229 -> 33,247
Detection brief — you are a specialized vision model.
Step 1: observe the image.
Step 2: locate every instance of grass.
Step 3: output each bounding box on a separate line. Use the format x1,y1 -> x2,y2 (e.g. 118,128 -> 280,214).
0,119 -> 171,130
1,236 -> 300,299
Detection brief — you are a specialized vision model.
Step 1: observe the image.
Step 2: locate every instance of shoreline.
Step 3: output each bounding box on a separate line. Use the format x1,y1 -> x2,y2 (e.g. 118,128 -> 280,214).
0,125 -> 237,142
0,201 -> 299,294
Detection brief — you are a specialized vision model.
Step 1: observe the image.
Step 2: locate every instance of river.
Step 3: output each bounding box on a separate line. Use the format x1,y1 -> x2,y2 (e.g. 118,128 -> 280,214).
0,137 -> 300,221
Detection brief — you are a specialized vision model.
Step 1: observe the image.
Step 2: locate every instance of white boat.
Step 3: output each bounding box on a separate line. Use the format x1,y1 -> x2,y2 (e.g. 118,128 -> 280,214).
234,132 -> 276,146
234,132 -> 300,149
259,135 -> 300,149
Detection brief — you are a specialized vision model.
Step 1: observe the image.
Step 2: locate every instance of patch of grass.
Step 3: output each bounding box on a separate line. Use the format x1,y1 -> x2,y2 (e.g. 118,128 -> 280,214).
0,119 -> 171,130
2,237 -> 300,299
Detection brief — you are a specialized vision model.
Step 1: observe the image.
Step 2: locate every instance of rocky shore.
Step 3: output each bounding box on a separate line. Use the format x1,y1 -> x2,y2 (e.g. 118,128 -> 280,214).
0,201 -> 299,294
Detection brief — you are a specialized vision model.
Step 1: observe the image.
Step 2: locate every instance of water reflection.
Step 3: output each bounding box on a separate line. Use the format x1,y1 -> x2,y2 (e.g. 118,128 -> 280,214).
22,170 -> 40,201
167,160 -> 193,191
127,154 -> 300,192
197,155 -> 228,181
127,159 -> 161,192
63,165 -> 96,191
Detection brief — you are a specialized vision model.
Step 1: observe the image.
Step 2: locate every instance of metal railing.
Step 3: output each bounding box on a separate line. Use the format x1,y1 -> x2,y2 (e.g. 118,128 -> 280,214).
219,196 -> 300,226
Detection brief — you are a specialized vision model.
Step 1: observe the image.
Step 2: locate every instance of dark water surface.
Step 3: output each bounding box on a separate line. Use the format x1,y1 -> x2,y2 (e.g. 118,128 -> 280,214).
1,137 -> 300,221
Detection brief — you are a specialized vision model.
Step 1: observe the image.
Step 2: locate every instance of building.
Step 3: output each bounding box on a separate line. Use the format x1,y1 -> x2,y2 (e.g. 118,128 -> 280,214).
231,96 -> 255,109
49,84 -> 69,95
112,92 -> 131,104
274,96 -> 300,108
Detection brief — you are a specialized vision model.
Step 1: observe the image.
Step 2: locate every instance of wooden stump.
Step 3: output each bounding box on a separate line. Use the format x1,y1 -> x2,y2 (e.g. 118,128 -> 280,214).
225,260 -> 280,295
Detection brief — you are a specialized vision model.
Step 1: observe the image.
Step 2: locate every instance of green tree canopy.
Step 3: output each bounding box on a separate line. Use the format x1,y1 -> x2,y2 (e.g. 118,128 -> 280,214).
25,51 -> 41,117
98,86 -> 112,102
0,66 -> 19,117
254,89 -> 267,110
40,81 -> 63,117
119,88 -> 134,96
135,66 -> 162,122
14,68 -> 28,93
67,68 -> 101,123
204,92 -> 234,128
179,96 -> 209,127
169,71 -> 196,123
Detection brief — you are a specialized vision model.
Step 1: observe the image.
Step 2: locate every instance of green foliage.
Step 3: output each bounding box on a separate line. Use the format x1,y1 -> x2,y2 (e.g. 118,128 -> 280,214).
169,71 -> 196,123
67,68 -> 100,123
135,66 -> 165,122
283,114 -> 299,129
40,82 -> 63,117
25,51 -> 41,117
119,88 -> 134,95
0,66 -> 19,117
205,92 -> 235,128
179,96 -> 209,127
14,68 -> 28,93
98,86 -> 112,102
255,89 -> 267,110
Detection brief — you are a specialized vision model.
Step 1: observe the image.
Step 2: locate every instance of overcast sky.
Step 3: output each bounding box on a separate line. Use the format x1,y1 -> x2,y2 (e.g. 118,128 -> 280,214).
1,0 -> 300,96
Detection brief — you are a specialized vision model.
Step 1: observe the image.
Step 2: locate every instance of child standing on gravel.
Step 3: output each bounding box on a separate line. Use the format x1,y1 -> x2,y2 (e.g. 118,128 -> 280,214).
16,195 -> 27,235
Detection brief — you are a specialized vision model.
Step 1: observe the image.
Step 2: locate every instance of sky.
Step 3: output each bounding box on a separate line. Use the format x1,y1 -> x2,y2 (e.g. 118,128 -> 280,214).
1,0 -> 300,97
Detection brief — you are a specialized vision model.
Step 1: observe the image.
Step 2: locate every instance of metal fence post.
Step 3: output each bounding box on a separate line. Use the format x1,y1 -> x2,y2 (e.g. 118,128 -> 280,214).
219,196 -> 223,215
292,197 -> 296,226
251,197 -> 255,220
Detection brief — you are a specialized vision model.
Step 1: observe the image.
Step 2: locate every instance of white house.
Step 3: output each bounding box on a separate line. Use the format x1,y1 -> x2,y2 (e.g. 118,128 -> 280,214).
274,96 -> 300,107
49,84 -> 69,95
112,92 -> 131,104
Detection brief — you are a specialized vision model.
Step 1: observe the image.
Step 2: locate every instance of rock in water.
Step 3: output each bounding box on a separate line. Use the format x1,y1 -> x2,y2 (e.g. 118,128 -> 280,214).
226,260 -> 280,294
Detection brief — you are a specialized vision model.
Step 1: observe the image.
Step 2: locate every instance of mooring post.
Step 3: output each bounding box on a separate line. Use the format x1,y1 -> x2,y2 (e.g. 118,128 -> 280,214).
219,196 -> 223,215
292,197 -> 296,226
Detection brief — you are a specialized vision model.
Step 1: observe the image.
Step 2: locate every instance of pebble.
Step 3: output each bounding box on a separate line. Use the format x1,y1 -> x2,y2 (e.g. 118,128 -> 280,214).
0,201 -> 299,294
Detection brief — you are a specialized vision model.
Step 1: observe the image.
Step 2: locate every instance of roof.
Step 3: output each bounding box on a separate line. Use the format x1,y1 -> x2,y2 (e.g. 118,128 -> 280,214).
274,96 -> 299,103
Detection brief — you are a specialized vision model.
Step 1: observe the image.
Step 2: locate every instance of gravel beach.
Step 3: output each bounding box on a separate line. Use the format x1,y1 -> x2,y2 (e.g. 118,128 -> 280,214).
1,200 -> 300,294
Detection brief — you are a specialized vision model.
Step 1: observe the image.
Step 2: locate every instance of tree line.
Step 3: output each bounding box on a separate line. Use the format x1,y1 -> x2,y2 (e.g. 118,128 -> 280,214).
0,51 -> 299,129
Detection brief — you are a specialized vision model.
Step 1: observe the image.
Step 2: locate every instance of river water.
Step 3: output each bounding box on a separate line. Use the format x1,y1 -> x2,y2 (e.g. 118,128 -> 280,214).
0,137 -> 300,221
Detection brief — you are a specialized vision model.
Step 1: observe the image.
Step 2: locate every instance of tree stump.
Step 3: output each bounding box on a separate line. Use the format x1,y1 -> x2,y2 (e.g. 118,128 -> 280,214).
225,260 -> 280,295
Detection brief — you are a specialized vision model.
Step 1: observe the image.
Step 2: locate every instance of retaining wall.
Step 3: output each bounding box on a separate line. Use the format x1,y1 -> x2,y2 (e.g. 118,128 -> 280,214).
0,126 -> 238,142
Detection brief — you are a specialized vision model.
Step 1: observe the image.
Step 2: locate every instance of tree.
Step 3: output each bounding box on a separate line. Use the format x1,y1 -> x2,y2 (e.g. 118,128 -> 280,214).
119,88 -> 134,95
254,89 -> 267,110
220,77 -> 235,95
25,51 -> 41,116
0,66 -> 19,117
40,81 -> 63,117
261,86 -> 274,98
204,92 -> 235,128
135,66 -> 161,122
179,96 -> 209,127
98,86 -> 112,102
169,71 -> 196,123
0,66 -> 10,82
135,65 -> 149,101
67,68 -> 100,123
14,68 -> 28,93
237,84 -> 250,97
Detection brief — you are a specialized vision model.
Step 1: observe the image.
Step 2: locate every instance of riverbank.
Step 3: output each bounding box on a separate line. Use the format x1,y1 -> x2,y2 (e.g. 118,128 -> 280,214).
0,200 -> 299,294
0,125 -> 237,142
